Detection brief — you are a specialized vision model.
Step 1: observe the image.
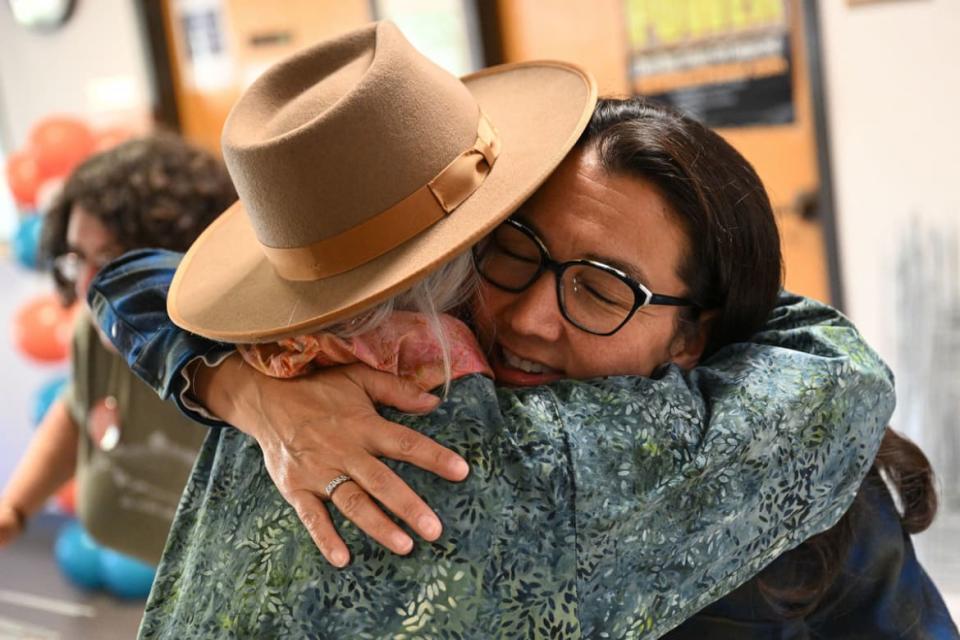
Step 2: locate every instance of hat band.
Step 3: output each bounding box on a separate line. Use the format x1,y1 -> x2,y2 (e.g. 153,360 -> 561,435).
261,111 -> 501,281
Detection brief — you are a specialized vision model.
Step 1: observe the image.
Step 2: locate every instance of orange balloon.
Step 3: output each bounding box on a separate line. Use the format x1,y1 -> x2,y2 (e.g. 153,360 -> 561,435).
30,117 -> 95,180
12,295 -> 79,363
5,150 -> 42,208
55,478 -> 77,515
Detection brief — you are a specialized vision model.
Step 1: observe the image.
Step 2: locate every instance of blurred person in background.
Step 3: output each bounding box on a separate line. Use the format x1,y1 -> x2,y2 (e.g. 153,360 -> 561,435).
0,134 -> 236,564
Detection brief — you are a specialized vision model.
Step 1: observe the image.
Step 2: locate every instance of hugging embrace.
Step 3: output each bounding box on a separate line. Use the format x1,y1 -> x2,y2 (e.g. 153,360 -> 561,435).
88,22 -> 955,639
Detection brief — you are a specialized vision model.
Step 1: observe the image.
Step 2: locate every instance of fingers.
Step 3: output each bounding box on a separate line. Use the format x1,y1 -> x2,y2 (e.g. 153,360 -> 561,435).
373,420 -> 470,482
347,366 -> 440,414
349,457 -> 443,541
289,491 -> 350,568
329,481 -> 415,555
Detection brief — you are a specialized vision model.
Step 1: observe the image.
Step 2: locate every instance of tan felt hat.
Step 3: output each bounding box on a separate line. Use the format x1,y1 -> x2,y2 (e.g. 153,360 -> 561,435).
167,21 -> 597,342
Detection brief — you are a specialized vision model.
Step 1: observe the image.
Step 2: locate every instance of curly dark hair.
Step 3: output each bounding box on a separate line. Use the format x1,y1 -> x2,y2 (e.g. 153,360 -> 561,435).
40,133 -> 237,304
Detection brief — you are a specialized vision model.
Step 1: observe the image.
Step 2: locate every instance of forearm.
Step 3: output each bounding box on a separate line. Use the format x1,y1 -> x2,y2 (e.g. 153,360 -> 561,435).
0,399 -> 79,518
191,352 -> 265,440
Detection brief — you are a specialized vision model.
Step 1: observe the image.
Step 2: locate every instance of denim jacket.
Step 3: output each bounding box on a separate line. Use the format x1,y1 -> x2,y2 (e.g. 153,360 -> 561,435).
87,249 -> 234,426
87,249 -> 957,639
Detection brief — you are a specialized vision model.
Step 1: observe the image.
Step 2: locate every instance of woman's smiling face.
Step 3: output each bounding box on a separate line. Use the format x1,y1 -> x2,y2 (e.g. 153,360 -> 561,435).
472,146 -> 704,386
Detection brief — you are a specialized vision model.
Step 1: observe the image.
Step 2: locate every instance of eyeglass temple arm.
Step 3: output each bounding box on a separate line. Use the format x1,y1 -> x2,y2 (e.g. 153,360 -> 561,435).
648,293 -> 697,307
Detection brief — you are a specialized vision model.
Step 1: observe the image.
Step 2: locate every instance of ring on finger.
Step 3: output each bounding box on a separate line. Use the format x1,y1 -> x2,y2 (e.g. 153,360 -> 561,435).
323,474 -> 353,500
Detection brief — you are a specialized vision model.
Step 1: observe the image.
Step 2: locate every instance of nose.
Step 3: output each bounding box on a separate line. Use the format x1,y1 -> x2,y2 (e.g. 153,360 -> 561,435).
500,271 -> 564,343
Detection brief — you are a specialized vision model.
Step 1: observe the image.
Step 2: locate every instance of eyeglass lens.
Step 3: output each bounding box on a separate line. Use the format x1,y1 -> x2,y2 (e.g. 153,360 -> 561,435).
54,252 -> 118,285
53,253 -> 82,283
477,223 -> 639,335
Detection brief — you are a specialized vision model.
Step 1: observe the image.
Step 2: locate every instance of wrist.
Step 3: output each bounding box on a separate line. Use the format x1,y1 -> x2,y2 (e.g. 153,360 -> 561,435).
191,353 -> 239,415
193,353 -> 271,441
1,499 -> 28,532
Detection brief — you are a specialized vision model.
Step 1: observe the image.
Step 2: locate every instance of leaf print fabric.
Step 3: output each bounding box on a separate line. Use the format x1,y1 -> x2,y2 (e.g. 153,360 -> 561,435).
139,294 -> 894,639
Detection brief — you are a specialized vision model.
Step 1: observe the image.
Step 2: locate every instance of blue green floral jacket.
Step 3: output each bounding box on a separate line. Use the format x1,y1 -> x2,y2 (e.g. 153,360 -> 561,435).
88,250 -> 956,639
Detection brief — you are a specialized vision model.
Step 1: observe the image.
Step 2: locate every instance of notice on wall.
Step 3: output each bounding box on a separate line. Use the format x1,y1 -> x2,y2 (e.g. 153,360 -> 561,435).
625,0 -> 794,127
175,0 -> 233,91
374,0 -> 481,77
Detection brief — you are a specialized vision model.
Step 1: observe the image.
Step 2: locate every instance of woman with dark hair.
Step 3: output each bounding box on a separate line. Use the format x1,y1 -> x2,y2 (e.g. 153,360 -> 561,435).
41,134 -> 236,306
0,134 -> 236,563
89,24 -> 953,639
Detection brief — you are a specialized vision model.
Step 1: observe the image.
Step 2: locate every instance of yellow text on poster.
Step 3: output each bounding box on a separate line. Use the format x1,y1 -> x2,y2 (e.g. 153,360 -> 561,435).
627,0 -> 786,50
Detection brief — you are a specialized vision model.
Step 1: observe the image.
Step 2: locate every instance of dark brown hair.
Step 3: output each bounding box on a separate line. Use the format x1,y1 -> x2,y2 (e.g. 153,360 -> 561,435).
578,97 -> 937,617
40,133 -> 237,304
577,97 -> 783,357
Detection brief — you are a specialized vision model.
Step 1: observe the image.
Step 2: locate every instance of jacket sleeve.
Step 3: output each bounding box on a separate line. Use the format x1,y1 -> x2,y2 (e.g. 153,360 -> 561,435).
536,292 -> 897,638
662,476 -> 959,639
86,248 -> 234,426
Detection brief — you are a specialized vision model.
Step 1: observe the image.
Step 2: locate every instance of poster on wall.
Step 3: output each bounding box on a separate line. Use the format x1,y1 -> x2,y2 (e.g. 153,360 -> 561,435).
175,0 -> 233,91
625,0 -> 794,128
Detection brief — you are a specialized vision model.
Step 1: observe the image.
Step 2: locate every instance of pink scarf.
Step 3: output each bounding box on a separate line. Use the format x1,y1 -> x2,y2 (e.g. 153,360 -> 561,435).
237,312 -> 492,392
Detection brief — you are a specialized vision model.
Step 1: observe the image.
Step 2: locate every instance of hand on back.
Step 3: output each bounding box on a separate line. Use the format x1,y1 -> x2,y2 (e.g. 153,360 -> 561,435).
194,355 -> 469,567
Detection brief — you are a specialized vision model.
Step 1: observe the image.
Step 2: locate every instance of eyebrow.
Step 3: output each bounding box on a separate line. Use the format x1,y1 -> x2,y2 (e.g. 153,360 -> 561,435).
65,243 -> 125,260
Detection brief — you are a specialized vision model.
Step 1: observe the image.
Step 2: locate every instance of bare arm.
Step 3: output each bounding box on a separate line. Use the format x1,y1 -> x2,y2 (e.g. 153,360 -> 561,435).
0,398 -> 79,545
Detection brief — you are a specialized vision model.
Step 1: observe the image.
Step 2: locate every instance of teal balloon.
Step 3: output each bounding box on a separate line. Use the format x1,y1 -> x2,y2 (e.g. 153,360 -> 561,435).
12,215 -> 44,270
32,376 -> 68,427
98,548 -> 156,599
54,521 -> 103,590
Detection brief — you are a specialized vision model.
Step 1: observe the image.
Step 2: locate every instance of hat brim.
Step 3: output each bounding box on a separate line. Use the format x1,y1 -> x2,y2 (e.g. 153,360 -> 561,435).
168,61 -> 597,342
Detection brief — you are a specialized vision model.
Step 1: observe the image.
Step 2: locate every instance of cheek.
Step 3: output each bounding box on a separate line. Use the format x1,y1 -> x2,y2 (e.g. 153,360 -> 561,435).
74,264 -> 100,302
74,273 -> 92,302
565,319 -> 677,378
470,283 -> 505,347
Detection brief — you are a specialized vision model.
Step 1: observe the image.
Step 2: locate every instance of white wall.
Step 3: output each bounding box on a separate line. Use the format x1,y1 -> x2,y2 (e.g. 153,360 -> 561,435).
0,0 -> 154,237
819,0 -> 960,599
819,0 -> 960,469
0,0 -> 154,148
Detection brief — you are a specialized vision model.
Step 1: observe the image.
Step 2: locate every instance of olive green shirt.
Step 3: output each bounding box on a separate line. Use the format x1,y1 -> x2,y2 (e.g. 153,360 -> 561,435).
65,313 -> 206,564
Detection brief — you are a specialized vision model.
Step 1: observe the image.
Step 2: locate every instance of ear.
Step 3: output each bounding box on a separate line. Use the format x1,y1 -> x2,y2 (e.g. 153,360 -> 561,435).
668,310 -> 717,370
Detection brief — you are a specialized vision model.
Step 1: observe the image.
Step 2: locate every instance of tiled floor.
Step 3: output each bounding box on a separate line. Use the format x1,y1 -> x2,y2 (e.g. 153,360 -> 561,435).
0,515 -> 143,639
1,510 -> 958,639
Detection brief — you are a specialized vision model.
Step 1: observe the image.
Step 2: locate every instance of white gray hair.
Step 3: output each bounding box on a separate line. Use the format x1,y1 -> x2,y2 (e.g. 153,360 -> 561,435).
323,251 -> 479,395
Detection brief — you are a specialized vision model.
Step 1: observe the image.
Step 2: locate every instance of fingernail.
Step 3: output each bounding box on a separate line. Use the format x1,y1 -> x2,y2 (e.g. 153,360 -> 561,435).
394,533 -> 414,554
418,514 -> 442,539
420,392 -> 440,405
332,549 -> 348,567
452,457 -> 470,479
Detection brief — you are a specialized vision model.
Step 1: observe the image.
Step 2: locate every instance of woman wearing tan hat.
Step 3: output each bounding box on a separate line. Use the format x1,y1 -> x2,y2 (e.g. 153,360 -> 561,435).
88,22 -> 953,639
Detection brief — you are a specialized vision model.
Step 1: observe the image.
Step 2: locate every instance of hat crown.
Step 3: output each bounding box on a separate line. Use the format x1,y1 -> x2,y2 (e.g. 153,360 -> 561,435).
221,21 -> 480,249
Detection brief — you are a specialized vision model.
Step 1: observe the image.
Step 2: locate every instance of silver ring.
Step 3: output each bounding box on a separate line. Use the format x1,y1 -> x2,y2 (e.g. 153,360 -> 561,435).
323,474 -> 352,499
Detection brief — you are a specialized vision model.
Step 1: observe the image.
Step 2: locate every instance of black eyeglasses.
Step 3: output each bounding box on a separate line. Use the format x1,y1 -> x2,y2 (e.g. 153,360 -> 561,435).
52,251 -> 118,285
473,218 -> 696,336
